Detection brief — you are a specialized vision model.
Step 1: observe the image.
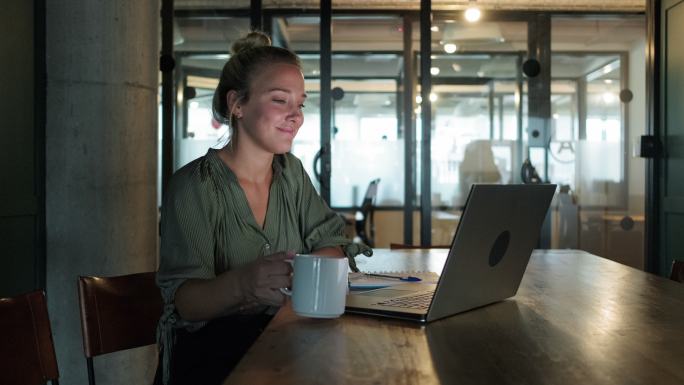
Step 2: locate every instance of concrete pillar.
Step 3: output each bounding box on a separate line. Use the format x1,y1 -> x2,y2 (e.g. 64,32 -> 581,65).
46,1 -> 159,384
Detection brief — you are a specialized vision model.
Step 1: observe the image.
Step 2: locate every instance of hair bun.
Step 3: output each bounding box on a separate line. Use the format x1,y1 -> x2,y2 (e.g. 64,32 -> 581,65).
231,31 -> 272,54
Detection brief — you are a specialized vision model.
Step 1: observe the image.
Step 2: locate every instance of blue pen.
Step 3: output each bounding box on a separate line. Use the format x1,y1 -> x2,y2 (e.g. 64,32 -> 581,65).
365,273 -> 422,282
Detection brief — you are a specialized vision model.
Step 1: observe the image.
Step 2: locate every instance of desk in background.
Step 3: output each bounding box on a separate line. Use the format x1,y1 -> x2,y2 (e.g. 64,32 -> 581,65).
224,249 -> 684,385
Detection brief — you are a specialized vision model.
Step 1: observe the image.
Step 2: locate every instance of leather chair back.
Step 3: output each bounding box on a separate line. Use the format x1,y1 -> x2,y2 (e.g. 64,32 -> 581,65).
78,272 -> 162,385
0,290 -> 60,385
78,272 -> 162,357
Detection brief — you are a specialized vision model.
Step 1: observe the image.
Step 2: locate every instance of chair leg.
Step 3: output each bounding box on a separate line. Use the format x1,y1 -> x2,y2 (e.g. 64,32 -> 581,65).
87,357 -> 96,385
671,260 -> 684,283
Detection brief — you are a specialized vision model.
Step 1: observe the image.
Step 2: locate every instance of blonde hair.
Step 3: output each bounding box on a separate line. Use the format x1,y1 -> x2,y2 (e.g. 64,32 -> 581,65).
212,31 -> 302,142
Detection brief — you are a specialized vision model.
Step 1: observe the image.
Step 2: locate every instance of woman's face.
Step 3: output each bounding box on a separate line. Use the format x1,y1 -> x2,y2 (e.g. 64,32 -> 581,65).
235,62 -> 306,155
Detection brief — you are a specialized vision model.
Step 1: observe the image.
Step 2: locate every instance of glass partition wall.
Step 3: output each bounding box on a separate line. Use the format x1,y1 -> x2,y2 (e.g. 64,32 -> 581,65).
416,18 -> 529,245
271,15 -> 408,209
165,7 -> 647,269
171,16 -> 251,168
549,15 -> 646,269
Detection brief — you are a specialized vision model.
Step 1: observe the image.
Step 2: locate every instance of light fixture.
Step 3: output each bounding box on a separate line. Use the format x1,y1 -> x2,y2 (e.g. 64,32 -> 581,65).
415,94 -> 438,103
602,92 -> 616,104
430,67 -> 441,75
465,0 -> 482,23
444,43 -> 458,54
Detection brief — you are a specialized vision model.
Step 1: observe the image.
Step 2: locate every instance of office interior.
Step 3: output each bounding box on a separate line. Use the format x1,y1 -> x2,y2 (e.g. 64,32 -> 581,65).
1,0 -> 679,384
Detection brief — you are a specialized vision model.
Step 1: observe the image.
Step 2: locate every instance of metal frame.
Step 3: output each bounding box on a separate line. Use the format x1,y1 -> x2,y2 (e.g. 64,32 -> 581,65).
516,55 -> 524,183
527,13 -> 552,183
87,357 -> 95,385
320,0 -> 332,204
419,0 -> 432,246
644,0 -> 660,274
35,0 -> 47,291
620,51 -> 631,211
403,14 -> 417,244
250,0 -> 262,30
161,0 -> 174,197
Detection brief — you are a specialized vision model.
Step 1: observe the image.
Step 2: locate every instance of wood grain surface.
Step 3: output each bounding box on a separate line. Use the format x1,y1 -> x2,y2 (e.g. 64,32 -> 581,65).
224,249 -> 684,385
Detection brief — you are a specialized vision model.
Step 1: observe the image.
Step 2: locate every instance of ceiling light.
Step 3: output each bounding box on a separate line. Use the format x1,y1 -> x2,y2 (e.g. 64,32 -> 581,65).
430,67 -> 441,75
451,63 -> 462,72
429,93 -> 438,102
465,8 -> 481,23
431,26 -> 439,32
444,43 -> 457,54
465,1 -> 482,23
602,92 -> 616,104
416,95 -> 423,104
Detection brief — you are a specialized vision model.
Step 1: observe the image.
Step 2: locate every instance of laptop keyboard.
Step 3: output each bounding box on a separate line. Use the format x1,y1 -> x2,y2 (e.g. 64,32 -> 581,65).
374,290 -> 433,310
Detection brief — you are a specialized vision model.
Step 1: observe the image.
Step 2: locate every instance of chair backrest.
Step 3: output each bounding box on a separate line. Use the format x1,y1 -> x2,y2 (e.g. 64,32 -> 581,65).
389,243 -> 450,250
360,178 -> 380,212
671,260 -> 684,283
78,272 -> 163,358
355,178 -> 381,247
0,290 -> 60,385
521,158 -> 542,184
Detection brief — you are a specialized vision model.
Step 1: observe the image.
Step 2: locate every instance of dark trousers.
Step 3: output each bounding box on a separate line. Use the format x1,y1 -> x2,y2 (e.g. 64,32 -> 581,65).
154,314 -> 273,385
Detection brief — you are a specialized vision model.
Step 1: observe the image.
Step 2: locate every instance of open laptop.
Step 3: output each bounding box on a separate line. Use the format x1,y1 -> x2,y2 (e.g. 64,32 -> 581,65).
345,183 -> 557,323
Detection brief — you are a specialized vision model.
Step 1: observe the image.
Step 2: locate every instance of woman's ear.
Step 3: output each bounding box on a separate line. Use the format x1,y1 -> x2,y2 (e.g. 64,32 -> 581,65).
226,90 -> 243,119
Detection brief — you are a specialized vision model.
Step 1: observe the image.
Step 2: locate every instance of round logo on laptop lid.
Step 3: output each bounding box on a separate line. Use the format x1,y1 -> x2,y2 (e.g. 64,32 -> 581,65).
488,230 -> 510,267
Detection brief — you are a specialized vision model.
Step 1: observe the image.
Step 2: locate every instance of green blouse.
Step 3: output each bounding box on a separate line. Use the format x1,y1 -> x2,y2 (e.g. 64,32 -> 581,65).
156,149 -> 371,384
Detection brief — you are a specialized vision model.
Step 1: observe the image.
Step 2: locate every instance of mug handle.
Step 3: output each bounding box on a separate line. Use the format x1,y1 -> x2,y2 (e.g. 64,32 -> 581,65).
279,259 -> 295,296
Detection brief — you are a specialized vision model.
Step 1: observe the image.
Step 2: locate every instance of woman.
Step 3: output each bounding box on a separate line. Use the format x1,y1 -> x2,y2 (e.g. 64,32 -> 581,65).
156,32 -> 370,385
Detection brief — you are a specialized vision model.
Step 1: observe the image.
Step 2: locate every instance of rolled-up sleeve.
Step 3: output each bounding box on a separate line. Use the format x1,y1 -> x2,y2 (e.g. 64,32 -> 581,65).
157,168 -> 217,309
156,164 -> 219,384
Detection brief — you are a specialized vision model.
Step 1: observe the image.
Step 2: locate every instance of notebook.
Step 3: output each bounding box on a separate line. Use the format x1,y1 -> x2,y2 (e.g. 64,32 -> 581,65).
345,183 -> 557,323
348,271 -> 440,290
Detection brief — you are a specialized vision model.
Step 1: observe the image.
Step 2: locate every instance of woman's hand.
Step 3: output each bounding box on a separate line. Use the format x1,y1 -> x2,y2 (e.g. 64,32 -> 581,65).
238,251 -> 294,306
174,251 -> 294,321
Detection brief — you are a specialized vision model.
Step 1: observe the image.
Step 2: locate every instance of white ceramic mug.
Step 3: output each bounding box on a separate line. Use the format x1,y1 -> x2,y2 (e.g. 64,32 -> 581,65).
281,254 -> 348,318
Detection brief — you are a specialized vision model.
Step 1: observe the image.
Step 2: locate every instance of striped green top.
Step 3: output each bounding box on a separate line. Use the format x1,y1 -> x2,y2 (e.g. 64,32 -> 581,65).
156,148 -> 370,384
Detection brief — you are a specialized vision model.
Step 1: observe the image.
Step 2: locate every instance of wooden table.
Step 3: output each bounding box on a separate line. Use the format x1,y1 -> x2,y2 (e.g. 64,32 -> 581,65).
224,249 -> 684,385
